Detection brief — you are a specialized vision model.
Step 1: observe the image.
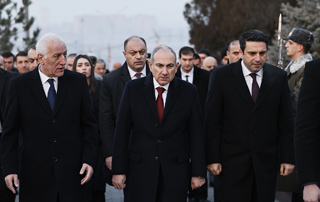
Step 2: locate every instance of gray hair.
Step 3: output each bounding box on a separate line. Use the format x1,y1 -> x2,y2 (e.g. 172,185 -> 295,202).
36,33 -> 65,57
150,45 -> 176,64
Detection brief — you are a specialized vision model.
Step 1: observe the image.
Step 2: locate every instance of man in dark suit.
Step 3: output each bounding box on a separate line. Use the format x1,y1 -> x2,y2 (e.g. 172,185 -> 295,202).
112,45 -> 206,201
176,46 -> 210,202
99,36 -> 150,174
0,67 -> 16,202
295,58 -> 320,202
1,33 -> 98,202
205,30 -> 295,202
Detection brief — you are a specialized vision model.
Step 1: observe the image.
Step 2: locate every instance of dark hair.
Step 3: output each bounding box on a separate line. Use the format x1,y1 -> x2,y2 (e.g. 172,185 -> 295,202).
239,30 -> 268,53
67,53 -> 77,59
72,54 -> 95,94
16,51 -> 28,58
198,49 -> 211,56
2,52 -> 15,61
179,46 -> 195,58
194,53 -> 200,60
28,43 -> 36,52
124,36 -> 147,52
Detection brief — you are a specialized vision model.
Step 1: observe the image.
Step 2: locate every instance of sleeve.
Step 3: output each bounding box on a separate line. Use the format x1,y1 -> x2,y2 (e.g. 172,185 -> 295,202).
277,71 -> 295,164
99,75 -> 116,158
204,70 -> 223,165
188,85 -> 206,178
1,80 -> 21,177
80,77 -> 99,168
112,83 -> 133,175
295,60 -> 320,185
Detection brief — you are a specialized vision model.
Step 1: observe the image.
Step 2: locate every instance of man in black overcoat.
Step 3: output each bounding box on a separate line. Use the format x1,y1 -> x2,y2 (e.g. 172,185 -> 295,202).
295,57 -> 320,202
205,30 -> 295,202
112,45 -> 206,202
1,33 -> 98,202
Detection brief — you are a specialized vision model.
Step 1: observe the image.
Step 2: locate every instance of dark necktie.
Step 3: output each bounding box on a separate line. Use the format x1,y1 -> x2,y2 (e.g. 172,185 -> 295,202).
185,75 -> 189,82
250,73 -> 259,102
156,87 -> 165,124
47,79 -> 56,110
135,73 -> 142,79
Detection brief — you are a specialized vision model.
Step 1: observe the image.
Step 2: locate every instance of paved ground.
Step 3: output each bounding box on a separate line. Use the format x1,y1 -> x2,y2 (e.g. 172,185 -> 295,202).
15,173 -> 215,202
105,173 -> 214,202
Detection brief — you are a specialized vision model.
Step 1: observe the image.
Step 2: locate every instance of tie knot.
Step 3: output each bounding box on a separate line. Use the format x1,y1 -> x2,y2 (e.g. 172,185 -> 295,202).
48,79 -> 54,86
156,87 -> 165,95
135,73 -> 142,79
249,73 -> 257,80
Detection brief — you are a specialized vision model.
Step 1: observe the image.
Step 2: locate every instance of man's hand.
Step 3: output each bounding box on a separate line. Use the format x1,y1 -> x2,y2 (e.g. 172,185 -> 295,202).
303,184 -> 320,202
105,156 -> 112,170
207,163 -> 222,175
280,163 -> 294,176
80,163 -> 94,185
5,174 -> 18,194
191,177 -> 205,190
112,174 -> 126,190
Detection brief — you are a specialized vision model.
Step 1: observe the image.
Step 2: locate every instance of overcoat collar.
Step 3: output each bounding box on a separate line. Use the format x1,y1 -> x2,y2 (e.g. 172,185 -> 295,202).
143,74 -> 180,125
28,67 -> 70,116
231,60 -> 275,109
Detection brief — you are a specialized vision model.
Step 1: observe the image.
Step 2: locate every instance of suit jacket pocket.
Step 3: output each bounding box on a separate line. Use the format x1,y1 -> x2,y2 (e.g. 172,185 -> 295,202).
176,153 -> 189,164
129,152 -> 141,163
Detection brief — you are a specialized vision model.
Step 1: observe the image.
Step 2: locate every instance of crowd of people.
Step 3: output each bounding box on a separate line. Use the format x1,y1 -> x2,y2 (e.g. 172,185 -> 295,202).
0,28 -> 319,202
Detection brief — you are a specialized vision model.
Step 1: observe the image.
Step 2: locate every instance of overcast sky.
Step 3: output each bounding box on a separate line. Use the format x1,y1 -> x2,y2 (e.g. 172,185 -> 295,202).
28,0 -> 190,29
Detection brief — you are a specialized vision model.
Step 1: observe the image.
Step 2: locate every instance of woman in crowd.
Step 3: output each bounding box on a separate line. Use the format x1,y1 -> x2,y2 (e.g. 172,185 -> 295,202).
72,54 -> 105,202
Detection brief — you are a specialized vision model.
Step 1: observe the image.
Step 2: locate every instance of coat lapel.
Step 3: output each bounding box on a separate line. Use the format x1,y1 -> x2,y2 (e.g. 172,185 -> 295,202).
53,73 -> 70,116
253,64 -> 276,110
29,68 -> 52,115
162,77 -> 180,122
143,74 -> 158,122
120,62 -> 131,86
231,61 -> 254,107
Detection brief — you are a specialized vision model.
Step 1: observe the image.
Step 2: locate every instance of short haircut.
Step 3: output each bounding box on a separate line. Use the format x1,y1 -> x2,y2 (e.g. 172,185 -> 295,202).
67,53 -> 77,59
16,51 -> 28,58
124,36 -> 147,52
194,53 -> 200,60
239,30 -> 268,53
96,58 -> 106,69
36,33 -> 65,57
198,49 -> 211,56
228,40 -> 240,51
150,46 -> 176,64
179,46 -> 195,58
28,43 -> 36,52
1,52 -> 15,61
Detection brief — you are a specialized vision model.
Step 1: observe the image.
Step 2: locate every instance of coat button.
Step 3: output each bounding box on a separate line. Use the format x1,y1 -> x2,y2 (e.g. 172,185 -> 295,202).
157,140 -> 161,144
54,157 -> 58,162
53,138 -> 57,143
155,123 -> 158,128
155,157 -> 159,161
52,119 -> 56,123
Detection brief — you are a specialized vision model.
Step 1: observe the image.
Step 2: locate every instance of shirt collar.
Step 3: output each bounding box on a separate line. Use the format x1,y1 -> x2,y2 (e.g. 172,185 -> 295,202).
153,77 -> 170,91
127,64 -> 147,79
241,60 -> 263,77
38,65 -> 58,85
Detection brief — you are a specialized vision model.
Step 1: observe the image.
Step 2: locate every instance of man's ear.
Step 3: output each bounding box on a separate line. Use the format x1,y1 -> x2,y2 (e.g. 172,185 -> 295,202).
38,54 -> 44,65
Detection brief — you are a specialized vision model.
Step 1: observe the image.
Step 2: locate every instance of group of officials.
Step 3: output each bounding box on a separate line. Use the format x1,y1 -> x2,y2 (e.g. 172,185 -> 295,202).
0,28 -> 320,202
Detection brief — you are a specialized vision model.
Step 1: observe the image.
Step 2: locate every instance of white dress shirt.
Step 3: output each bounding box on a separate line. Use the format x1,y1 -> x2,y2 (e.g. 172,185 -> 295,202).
153,77 -> 170,107
241,60 -> 263,96
38,66 -> 58,97
127,64 -> 147,80
181,67 -> 194,84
